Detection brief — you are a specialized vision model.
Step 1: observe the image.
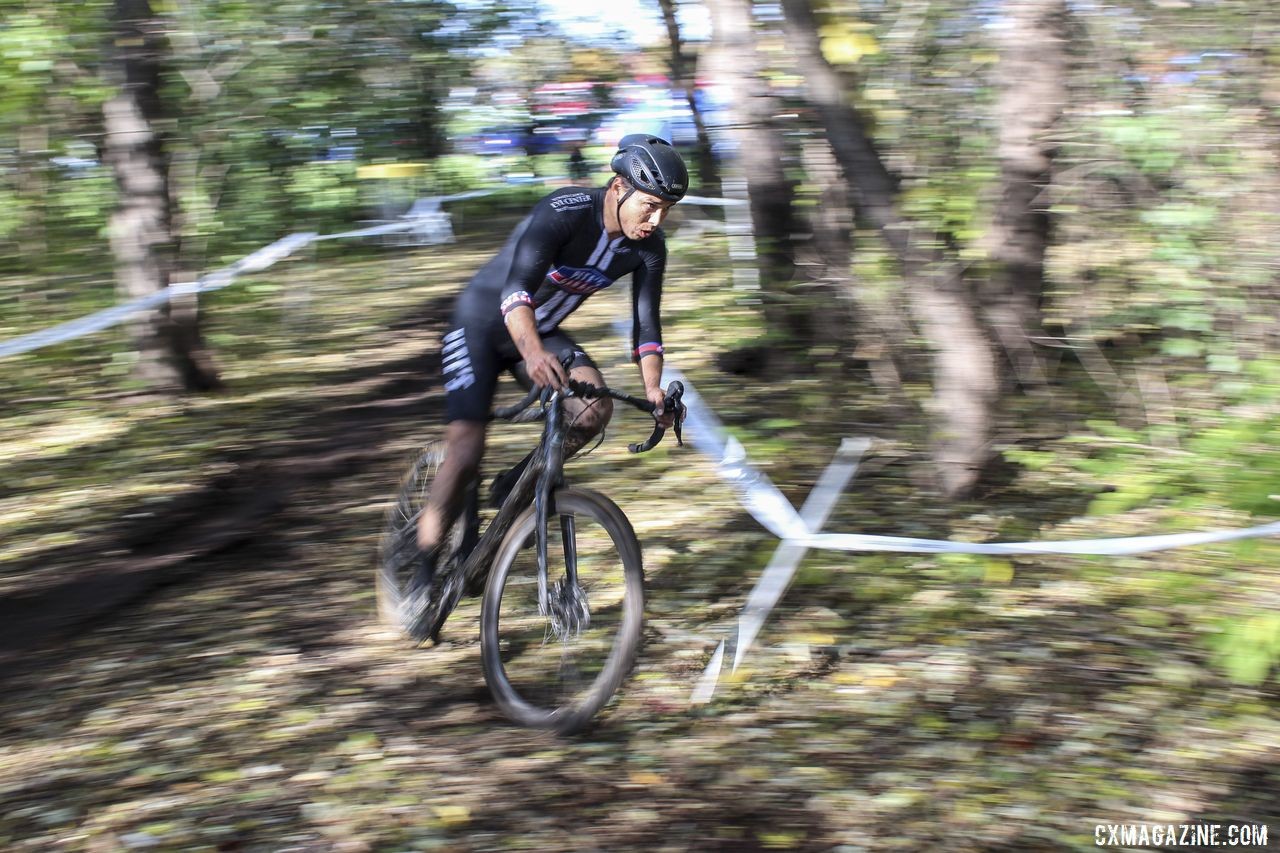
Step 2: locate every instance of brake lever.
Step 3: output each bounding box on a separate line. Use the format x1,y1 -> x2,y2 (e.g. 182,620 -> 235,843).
666,380 -> 685,447
627,380 -> 686,453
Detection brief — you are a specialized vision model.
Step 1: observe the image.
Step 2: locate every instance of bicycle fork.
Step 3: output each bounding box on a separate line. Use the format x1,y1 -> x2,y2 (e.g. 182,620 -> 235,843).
536,395 -> 589,639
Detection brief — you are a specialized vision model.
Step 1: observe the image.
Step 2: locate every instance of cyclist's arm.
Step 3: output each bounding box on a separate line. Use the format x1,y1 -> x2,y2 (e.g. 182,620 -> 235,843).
631,243 -> 673,424
498,203 -> 575,388
505,304 -> 566,389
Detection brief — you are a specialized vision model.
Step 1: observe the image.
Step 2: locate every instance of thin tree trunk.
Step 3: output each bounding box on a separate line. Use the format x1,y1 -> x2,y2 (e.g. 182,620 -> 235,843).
779,0 -> 998,496
656,0 -> 720,194
104,0 -> 220,393
982,0 -> 1069,389
16,124 -> 49,259
800,136 -> 910,403
702,0 -> 803,345
701,0 -> 797,280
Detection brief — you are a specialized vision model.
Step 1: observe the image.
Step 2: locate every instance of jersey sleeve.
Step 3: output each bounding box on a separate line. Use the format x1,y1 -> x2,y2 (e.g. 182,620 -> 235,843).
499,201 -> 574,319
630,238 -> 667,362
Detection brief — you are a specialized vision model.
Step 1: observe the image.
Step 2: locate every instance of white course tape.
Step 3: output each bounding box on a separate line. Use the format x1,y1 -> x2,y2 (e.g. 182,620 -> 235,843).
614,312 -> 1280,560
230,232 -> 317,273
0,231 -> 318,359
2,181 -> 744,360
798,523 -> 1280,557
671,365 -> 1280,556
0,288 -> 178,358
0,184 -> 525,360
681,194 -> 748,207
668,363 -> 1278,698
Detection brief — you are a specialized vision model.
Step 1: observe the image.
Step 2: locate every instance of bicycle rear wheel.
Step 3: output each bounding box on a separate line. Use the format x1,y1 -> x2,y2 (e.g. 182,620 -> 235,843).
480,487 -> 644,733
376,441 -> 475,632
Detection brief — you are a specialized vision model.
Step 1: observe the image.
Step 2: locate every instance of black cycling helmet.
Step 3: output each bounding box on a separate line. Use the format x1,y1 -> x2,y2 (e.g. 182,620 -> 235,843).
610,134 -> 688,203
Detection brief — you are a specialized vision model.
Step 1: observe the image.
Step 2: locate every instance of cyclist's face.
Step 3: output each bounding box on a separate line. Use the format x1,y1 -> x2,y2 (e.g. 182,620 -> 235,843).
617,189 -> 675,240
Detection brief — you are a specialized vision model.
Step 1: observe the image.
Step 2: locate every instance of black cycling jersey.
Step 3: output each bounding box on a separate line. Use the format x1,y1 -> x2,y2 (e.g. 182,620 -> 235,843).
440,185 -> 668,422
458,185 -> 666,360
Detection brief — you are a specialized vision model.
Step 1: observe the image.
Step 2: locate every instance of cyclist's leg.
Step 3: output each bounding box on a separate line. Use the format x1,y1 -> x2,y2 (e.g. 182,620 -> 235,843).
535,332 -> 613,457
418,318 -> 502,554
419,420 -> 485,551
488,334 -> 610,508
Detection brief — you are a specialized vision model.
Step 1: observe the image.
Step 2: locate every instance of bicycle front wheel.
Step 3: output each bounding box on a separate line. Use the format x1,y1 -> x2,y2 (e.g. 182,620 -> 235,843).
480,487 -> 644,733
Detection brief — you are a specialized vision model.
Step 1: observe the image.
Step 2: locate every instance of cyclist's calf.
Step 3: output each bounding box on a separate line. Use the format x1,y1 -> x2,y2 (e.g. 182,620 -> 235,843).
419,420 -> 487,550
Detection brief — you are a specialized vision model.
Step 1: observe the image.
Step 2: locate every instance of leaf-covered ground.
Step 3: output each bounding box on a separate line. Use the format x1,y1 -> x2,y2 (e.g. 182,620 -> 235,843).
1,218 -> 1277,851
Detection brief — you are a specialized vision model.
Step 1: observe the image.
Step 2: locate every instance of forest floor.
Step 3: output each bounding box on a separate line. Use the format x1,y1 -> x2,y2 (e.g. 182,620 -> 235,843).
1,223 -> 1277,852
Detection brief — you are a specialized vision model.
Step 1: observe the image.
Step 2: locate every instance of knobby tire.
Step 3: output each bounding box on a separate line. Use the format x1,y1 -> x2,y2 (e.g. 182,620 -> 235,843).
480,487 -> 644,734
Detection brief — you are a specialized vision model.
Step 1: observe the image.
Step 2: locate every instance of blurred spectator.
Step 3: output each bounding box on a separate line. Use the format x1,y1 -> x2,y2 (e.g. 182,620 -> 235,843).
567,143 -> 590,182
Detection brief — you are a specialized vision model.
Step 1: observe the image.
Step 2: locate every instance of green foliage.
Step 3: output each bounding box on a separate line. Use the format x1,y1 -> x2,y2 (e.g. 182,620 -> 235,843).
285,161 -> 359,223
1098,114 -> 1183,175
0,12 -> 64,114
1213,614 -> 1280,686
0,186 -> 21,240
899,159 -> 998,248
1066,364 -> 1280,518
0,0 -> 473,276
427,155 -> 499,196
47,170 -> 115,234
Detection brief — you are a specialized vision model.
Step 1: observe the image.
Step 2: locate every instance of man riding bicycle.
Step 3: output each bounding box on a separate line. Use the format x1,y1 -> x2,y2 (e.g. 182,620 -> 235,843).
403,134 -> 690,640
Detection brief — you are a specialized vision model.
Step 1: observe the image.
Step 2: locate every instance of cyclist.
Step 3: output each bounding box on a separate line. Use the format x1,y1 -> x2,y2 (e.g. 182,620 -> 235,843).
402,134 -> 690,640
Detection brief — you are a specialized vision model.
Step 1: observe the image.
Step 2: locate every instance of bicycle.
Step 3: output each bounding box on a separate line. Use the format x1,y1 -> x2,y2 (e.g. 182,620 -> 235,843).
377,364 -> 686,733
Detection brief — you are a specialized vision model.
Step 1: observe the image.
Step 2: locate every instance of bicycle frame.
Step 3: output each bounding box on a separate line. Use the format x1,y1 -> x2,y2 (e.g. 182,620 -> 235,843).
456,389 -> 568,601
453,377 -> 683,625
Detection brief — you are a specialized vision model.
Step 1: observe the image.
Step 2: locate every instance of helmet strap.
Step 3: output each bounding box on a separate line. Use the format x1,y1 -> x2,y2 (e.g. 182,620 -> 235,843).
612,178 -> 636,236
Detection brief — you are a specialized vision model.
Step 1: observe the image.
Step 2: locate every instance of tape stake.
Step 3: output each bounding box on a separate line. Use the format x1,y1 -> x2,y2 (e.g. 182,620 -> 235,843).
656,362 -> 1280,700
690,640 -> 725,705
732,437 -> 869,673
688,437 -> 867,702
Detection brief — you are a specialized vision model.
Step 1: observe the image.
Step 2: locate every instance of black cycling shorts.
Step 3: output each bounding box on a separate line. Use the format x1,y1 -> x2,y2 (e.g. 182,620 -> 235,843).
440,320 -> 596,423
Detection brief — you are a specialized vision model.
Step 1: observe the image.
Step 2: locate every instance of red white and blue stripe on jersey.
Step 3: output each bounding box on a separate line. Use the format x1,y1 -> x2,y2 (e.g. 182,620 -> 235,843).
500,290 -> 534,317
547,265 -> 615,295
635,341 -> 664,360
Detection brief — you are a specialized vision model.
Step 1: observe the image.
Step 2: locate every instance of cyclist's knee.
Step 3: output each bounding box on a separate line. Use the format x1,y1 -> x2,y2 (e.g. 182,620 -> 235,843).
570,396 -> 612,435
566,365 -> 612,434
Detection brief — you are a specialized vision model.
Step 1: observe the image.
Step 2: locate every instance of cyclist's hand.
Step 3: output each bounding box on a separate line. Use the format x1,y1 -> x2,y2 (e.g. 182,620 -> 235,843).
526,348 -> 568,390
648,387 -> 676,429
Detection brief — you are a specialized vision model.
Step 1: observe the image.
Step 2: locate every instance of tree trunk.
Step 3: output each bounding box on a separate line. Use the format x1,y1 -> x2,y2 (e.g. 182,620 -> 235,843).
104,0 -> 221,393
779,0 -> 998,496
656,0 -> 720,195
982,0 -> 1069,389
16,124 -> 49,259
800,136 -> 910,403
702,0 -> 799,305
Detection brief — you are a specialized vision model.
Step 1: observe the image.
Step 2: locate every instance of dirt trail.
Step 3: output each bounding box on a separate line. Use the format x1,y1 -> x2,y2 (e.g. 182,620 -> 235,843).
0,296 -> 450,680
0,292 -> 776,851
3,288 -> 1277,852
